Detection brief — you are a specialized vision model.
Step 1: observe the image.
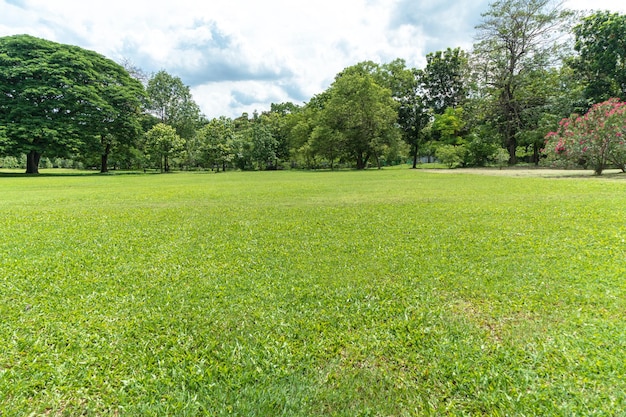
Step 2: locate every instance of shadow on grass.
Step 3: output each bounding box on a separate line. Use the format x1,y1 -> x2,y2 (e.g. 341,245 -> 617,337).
0,169 -> 164,178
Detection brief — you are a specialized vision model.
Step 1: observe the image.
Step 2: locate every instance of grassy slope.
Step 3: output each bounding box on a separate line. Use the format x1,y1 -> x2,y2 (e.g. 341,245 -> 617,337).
0,169 -> 625,415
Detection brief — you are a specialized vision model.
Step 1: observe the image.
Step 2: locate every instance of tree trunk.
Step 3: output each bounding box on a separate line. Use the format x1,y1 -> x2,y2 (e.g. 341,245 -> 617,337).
101,153 -> 108,173
411,144 -> 418,169
101,143 -> 111,173
356,153 -> 365,170
507,139 -> 517,165
533,143 -> 540,166
26,150 -> 40,174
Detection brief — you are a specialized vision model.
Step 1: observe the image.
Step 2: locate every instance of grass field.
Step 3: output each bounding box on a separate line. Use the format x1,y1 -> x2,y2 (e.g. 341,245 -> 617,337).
1,168 -> 625,416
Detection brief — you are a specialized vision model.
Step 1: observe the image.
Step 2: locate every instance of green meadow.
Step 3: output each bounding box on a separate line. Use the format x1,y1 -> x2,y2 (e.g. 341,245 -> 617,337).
1,168 -> 625,416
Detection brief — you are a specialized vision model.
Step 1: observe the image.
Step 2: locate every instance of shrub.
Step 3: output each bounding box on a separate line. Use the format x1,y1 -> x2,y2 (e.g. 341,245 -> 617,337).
465,135 -> 499,166
0,156 -> 20,168
491,148 -> 510,169
435,144 -> 466,168
544,98 -> 626,175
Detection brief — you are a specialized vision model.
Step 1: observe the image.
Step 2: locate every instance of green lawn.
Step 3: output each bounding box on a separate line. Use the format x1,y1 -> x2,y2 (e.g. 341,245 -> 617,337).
1,168 -> 625,416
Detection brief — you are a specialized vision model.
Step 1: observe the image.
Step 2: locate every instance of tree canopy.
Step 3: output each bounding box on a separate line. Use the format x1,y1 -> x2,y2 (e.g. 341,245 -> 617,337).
0,34 -> 144,173
570,11 -> 626,105
472,0 -> 574,163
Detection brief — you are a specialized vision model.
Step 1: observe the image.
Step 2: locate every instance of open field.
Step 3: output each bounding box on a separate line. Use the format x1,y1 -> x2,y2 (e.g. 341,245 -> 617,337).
1,168 -> 625,415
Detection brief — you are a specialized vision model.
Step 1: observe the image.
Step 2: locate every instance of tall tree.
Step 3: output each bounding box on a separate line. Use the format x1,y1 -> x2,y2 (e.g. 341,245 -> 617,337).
322,70 -> 400,169
473,0 -> 573,163
0,34 -> 144,173
377,60 -> 432,169
146,70 -> 201,141
397,69 -> 431,169
421,48 -> 470,115
197,117 -> 235,171
144,123 -> 185,172
570,11 -> 626,106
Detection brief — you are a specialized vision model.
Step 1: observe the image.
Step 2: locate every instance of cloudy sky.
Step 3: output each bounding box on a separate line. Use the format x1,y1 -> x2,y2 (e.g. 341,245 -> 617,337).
1,0 -> 625,118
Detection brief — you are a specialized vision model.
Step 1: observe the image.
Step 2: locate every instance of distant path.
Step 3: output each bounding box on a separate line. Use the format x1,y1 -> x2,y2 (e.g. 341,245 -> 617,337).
420,167 -> 625,178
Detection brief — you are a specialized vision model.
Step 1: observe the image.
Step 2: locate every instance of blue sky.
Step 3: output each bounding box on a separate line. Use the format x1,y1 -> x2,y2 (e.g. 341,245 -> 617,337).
1,0 -> 625,118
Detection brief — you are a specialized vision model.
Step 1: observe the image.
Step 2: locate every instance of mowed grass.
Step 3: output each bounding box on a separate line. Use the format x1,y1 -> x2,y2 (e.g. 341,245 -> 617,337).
1,168 -> 625,416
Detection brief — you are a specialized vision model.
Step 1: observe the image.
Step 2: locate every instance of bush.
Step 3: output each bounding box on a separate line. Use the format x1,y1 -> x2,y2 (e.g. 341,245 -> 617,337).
491,148 -> 510,169
0,156 -> 20,168
465,135 -> 499,166
435,144 -> 466,168
544,98 -> 626,175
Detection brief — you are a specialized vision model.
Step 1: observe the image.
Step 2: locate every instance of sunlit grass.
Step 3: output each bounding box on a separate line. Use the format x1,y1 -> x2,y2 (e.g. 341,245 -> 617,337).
1,169 -> 625,415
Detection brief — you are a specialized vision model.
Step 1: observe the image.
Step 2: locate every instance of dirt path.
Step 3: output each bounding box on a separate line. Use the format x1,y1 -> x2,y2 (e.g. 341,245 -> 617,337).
420,167 -> 625,178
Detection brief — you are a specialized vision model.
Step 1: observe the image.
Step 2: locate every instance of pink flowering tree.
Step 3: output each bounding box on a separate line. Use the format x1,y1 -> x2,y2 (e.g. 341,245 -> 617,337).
544,98 -> 626,175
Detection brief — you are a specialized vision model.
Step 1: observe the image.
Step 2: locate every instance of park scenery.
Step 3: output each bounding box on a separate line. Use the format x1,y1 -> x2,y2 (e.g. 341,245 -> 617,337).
1,0 -> 626,415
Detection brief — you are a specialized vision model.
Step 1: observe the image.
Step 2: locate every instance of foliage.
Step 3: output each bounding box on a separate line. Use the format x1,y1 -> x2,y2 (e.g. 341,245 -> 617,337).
0,155 -> 20,168
435,144 -> 466,168
0,34 -> 145,174
321,69 -> 400,169
473,0 -> 574,163
492,147 -> 511,168
2,170 -> 625,415
544,98 -> 626,175
144,123 -> 186,172
432,107 -> 465,145
197,117 -> 235,171
570,11 -> 626,105
421,47 -> 470,114
4,6 -> 623,175
146,70 -> 201,140
249,113 -> 280,170
466,134 -> 500,166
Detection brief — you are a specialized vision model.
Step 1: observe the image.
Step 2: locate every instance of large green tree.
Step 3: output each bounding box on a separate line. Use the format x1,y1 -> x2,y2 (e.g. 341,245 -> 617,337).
378,60 -> 431,169
0,34 -> 144,173
570,11 -> 626,106
144,123 -> 185,172
322,70 -> 400,169
421,48 -> 470,115
146,70 -> 201,141
473,0 -> 573,164
197,117 -> 235,171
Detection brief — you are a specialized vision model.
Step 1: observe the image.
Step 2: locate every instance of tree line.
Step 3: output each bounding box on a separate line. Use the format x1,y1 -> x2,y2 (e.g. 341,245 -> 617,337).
1,0 -> 625,174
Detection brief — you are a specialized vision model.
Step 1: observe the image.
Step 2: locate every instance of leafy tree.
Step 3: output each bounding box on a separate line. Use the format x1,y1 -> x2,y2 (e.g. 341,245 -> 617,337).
492,147 -> 511,169
398,87 -> 431,169
248,112 -> 279,170
513,66 -> 584,164
146,70 -> 201,141
334,60 -> 430,168
465,134 -> 500,166
381,62 -> 431,169
91,76 -> 145,172
432,107 -> 466,145
435,144 -> 465,168
261,104 -> 298,166
321,70 -> 400,169
144,123 -> 185,172
309,125 -> 342,170
287,101 -> 321,169
570,11 -> 626,105
197,117 -> 235,171
421,48 -> 470,115
0,34 -> 144,174
473,0 -> 573,164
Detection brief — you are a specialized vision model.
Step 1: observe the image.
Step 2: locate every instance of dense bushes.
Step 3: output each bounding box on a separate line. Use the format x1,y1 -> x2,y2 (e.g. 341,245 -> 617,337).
544,98 -> 626,174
